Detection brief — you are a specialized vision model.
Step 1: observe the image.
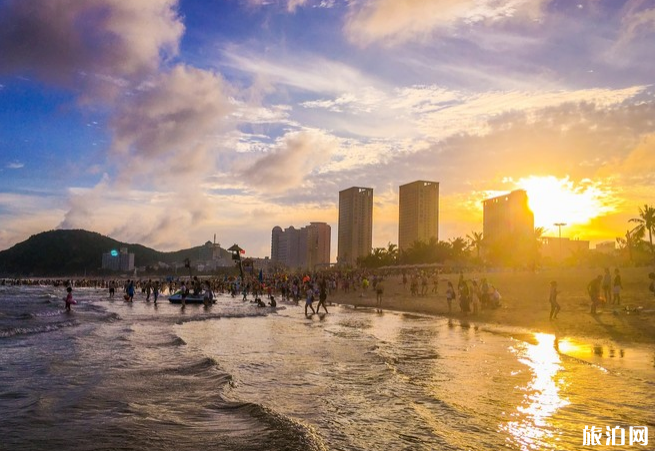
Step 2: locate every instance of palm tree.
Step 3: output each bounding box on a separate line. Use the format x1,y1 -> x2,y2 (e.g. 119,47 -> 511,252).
616,229 -> 634,263
386,242 -> 398,265
629,204 -> 655,260
466,231 -> 483,259
449,237 -> 468,261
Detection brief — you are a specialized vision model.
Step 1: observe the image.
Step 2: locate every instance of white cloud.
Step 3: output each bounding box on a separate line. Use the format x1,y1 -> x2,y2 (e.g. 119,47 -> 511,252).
239,129 -> 337,193
5,161 -> 24,169
344,0 -> 550,46
221,47 -> 384,95
110,64 -> 234,180
287,0 -> 309,12
620,0 -> 655,45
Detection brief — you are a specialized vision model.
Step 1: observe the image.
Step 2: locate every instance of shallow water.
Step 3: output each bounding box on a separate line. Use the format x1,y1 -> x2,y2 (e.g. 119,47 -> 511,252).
1,285 -> 653,450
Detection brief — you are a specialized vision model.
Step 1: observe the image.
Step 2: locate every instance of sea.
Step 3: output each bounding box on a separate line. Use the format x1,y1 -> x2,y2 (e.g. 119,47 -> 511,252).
1,284 -> 654,451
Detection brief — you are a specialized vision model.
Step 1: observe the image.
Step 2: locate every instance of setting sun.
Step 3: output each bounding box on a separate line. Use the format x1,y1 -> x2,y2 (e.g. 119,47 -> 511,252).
514,176 -> 615,231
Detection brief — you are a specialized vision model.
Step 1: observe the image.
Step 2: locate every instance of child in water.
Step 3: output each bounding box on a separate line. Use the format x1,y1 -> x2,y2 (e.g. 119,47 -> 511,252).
64,286 -> 75,311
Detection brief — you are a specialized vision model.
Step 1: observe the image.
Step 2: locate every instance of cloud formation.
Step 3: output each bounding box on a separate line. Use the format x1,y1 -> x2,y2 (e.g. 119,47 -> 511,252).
110,64 -> 234,180
0,0 -> 184,95
1,0 -> 654,259
5,161 -> 24,169
344,0 -> 550,45
240,130 -> 336,193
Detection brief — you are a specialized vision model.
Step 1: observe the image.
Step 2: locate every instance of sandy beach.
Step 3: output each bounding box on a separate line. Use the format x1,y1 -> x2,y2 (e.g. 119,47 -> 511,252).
333,267 -> 655,345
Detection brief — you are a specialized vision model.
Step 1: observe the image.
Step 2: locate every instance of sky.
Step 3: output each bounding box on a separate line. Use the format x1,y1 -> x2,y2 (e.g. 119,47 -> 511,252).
1,0 -> 654,260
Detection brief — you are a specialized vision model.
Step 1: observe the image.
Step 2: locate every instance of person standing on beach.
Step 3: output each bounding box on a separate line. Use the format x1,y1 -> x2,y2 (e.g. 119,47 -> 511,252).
305,285 -> 316,316
145,279 -> 152,302
203,280 -> 214,308
316,279 -> 329,314
602,268 -> 612,304
421,274 -> 429,296
153,281 -> 160,304
109,280 -> 115,298
549,281 -> 560,320
587,275 -> 603,314
470,280 -> 481,314
375,278 -> 384,309
612,268 -> 623,305
459,279 -> 471,315
126,280 -> 135,302
446,281 -> 455,313
180,281 -> 188,308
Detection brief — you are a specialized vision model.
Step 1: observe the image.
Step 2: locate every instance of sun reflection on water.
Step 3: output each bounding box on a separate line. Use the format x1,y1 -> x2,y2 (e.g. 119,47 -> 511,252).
501,333 -> 570,450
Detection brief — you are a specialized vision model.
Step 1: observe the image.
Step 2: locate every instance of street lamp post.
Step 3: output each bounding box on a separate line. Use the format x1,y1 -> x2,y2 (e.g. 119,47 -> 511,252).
554,222 -> 567,262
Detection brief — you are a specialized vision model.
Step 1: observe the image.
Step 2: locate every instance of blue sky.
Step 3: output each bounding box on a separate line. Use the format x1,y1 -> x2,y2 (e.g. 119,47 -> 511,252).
1,0 -> 654,259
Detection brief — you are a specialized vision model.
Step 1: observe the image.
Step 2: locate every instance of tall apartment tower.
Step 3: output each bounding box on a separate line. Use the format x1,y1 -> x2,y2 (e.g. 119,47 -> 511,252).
271,222 -> 331,270
337,187 -> 373,266
483,189 -> 534,243
398,180 -> 440,251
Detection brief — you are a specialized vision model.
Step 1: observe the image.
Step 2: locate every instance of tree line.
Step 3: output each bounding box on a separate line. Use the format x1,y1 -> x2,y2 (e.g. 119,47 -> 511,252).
357,204 -> 655,269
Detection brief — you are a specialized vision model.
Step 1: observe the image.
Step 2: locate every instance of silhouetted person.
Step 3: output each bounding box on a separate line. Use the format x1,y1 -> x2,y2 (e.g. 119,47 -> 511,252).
549,281 -> 560,320
587,275 -> 603,314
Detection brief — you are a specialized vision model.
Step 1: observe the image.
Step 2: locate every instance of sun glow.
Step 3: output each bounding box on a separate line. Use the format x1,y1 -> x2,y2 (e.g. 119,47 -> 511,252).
515,176 -> 614,230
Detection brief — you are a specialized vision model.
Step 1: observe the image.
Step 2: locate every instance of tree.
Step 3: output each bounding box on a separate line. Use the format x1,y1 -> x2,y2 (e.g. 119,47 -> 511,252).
528,227 -> 546,269
629,204 -> 655,260
357,242 -> 399,268
466,231 -> 483,260
385,242 -> 398,264
616,229 -> 635,264
401,237 -> 450,265
449,237 -> 468,262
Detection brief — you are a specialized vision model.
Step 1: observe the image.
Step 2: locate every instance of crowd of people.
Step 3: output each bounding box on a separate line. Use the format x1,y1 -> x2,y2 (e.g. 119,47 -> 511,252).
2,266 -> 654,319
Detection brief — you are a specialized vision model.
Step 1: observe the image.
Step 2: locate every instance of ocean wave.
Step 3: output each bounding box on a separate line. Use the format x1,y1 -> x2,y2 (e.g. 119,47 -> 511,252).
224,401 -> 329,451
0,321 -> 77,338
166,336 -> 186,346
159,356 -> 224,376
21,309 -> 67,319
170,307 -> 284,326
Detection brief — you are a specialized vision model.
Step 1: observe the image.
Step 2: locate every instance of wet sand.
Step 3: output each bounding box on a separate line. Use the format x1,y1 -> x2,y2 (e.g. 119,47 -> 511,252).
331,267 -> 655,345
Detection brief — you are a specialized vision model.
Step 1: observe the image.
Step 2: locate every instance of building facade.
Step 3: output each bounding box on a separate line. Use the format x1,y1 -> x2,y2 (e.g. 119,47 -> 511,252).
541,237 -> 590,261
101,247 -> 135,272
198,240 -> 231,269
483,190 -> 534,243
270,222 -> 331,270
398,180 -> 440,251
337,187 -> 373,266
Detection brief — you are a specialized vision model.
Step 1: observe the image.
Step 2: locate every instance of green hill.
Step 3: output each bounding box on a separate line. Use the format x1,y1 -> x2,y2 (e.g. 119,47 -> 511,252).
0,229 -> 221,277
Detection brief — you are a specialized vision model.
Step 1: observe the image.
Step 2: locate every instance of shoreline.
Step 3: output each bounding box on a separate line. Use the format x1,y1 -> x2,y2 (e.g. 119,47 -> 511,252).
327,268 -> 655,346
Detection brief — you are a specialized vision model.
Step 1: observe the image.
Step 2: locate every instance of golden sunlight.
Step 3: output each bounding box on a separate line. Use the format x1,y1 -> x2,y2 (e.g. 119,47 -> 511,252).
515,176 -> 615,230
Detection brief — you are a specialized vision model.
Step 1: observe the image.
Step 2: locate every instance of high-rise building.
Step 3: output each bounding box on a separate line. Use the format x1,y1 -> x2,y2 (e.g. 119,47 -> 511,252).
270,222 -> 331,269
483,190 -> 534,243
306,222 -> 332,269
398,180 -> 440,251
337,187 -> 373,266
